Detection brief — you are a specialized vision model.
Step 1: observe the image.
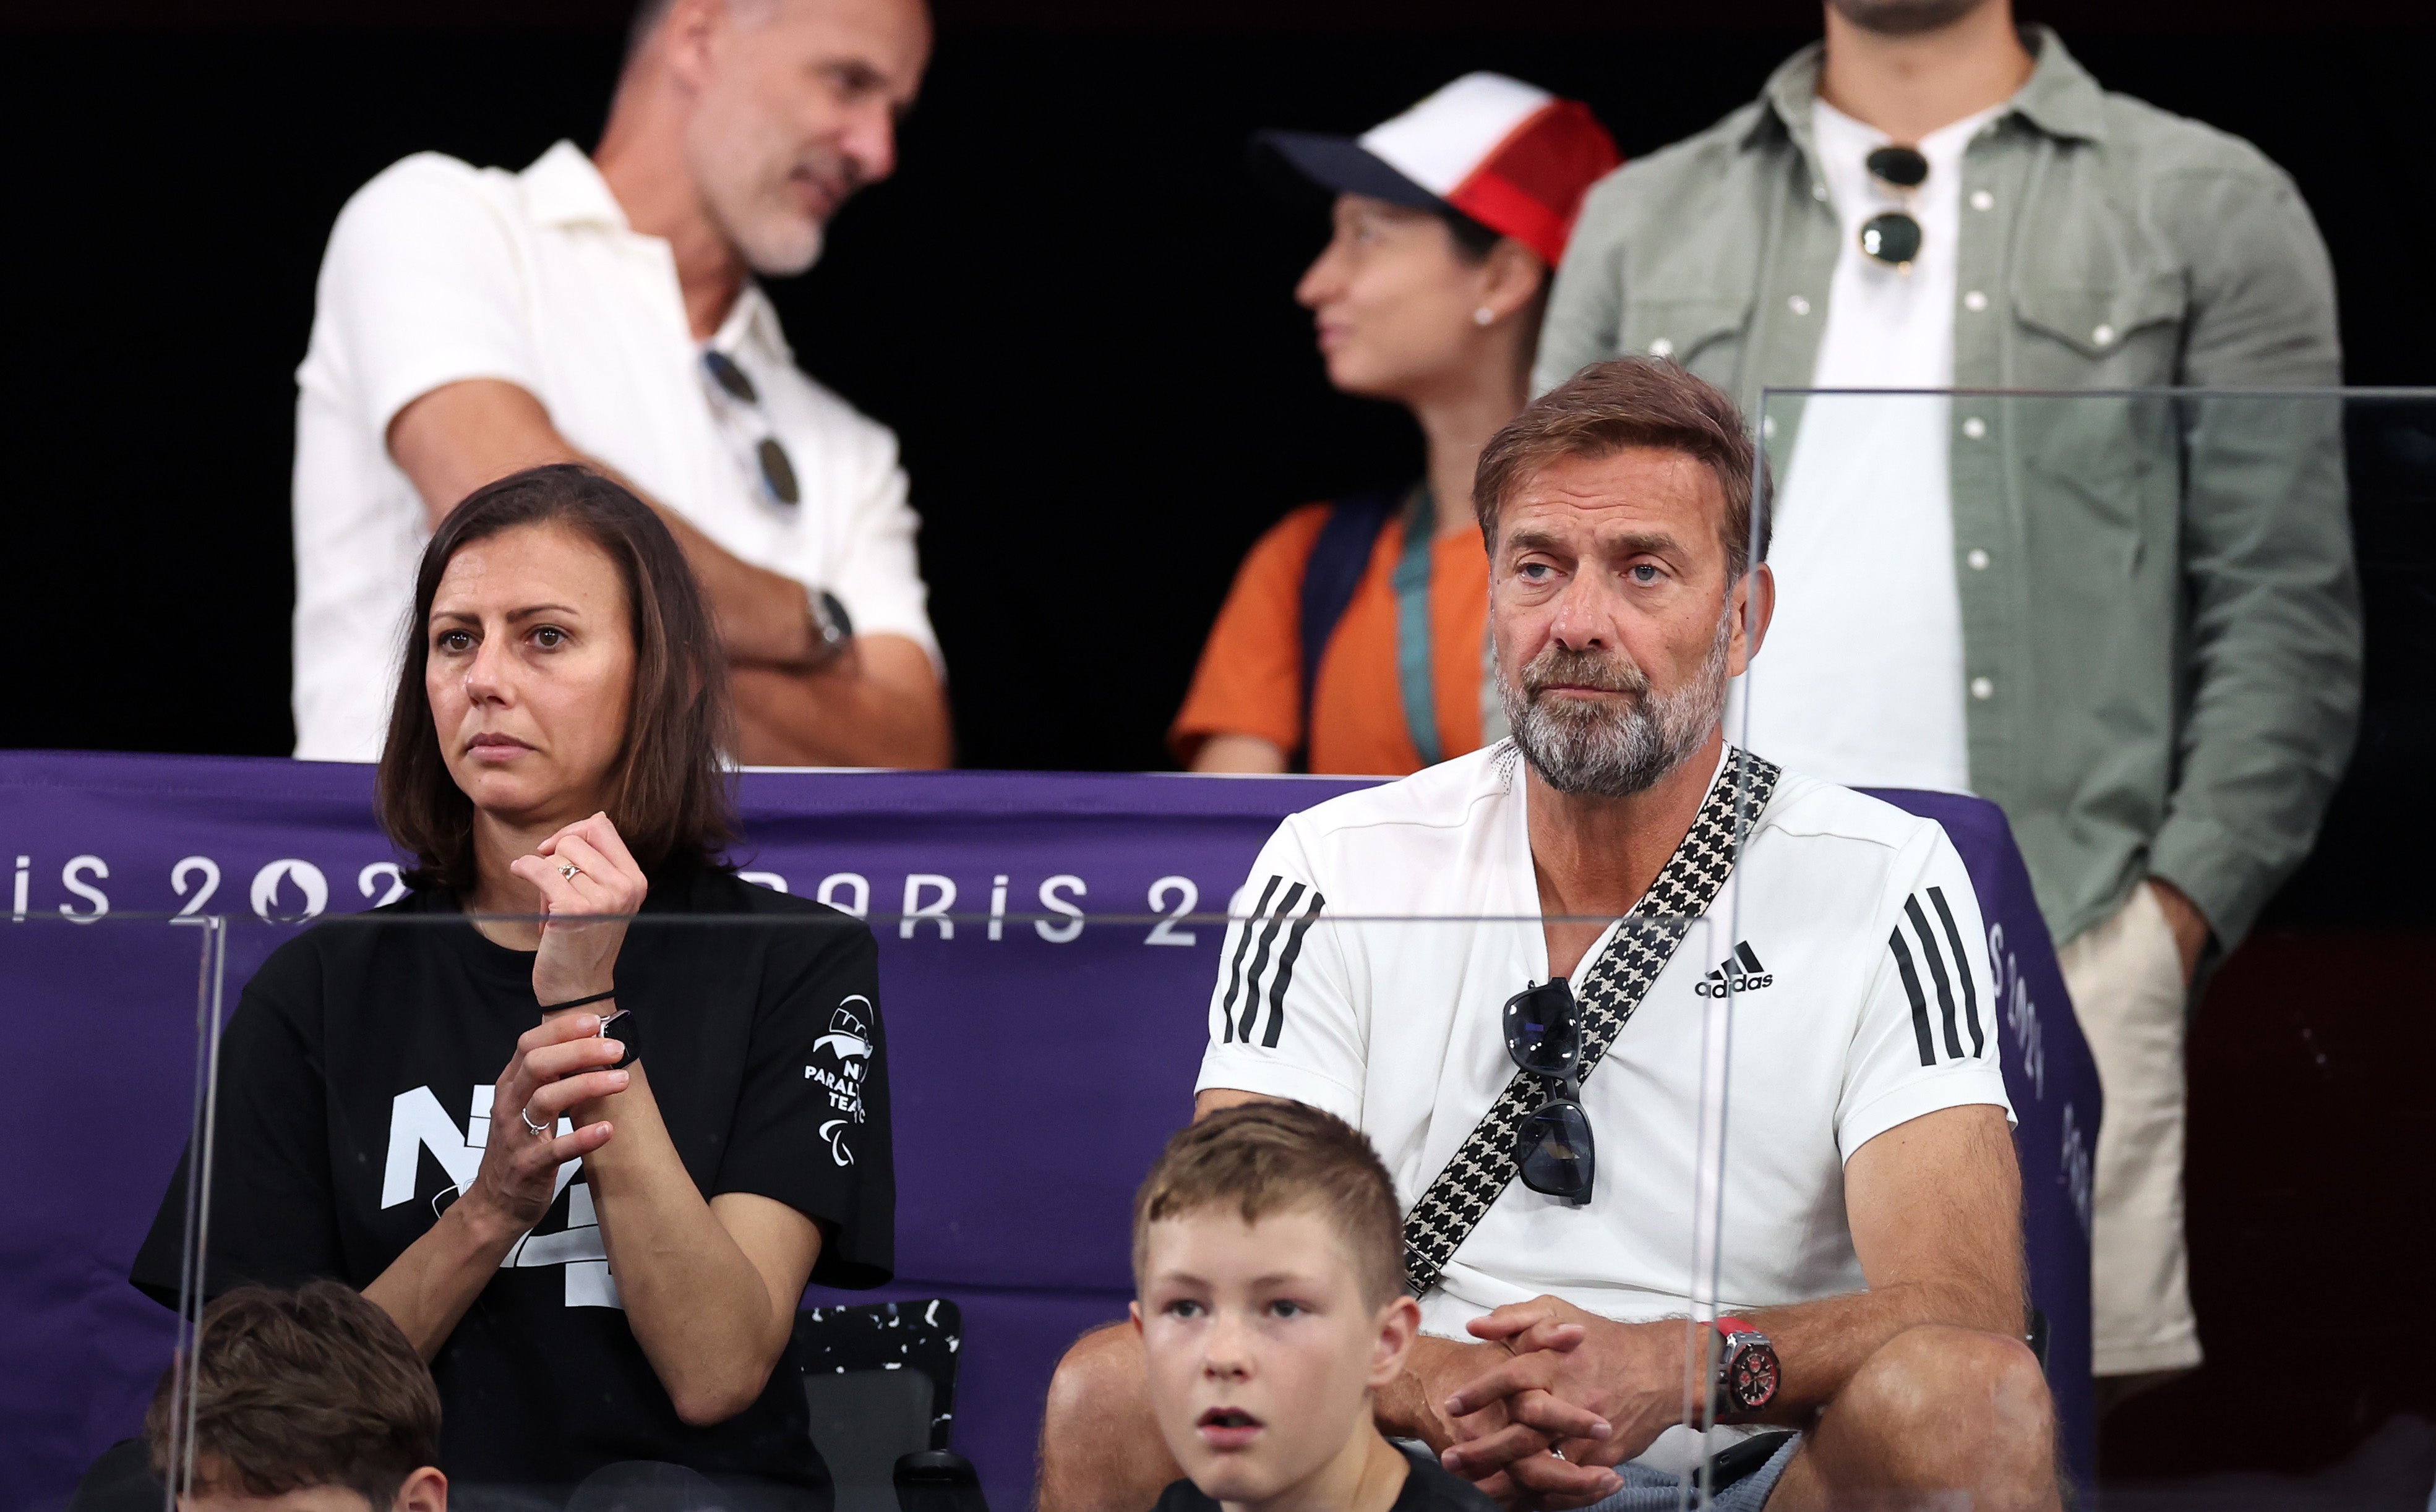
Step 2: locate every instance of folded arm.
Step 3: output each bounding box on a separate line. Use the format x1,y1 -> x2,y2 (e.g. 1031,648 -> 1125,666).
1719,1101 -> 2025,1414
728,640 -> 951,768
389,378 -> 949,767
1441,1103 -> 2026,1503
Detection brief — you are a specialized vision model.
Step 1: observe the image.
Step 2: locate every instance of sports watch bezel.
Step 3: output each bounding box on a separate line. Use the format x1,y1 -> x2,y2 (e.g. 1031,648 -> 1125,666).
1712,1315 -> 1780,1419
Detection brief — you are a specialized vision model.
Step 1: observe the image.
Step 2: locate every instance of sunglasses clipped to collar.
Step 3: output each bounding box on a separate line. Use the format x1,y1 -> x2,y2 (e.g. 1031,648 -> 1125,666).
1503,978 -> 1595,1205
1857,144 -> 1929,273
701,349 -> 802,506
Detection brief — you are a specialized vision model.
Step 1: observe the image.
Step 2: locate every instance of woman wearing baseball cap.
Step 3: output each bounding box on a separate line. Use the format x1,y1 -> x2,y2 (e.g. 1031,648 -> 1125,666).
1171,74 -> 1619,776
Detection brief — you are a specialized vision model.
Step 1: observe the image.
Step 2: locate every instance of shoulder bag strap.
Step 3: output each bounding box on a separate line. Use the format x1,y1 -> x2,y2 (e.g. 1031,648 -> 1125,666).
1295,490 -> 1400,771
1390,485 -> 1442,768
1400,746 -> 1783,1297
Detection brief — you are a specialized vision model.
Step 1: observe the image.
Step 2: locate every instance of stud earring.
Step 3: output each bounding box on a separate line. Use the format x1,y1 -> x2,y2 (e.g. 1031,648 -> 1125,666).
1473,306 -> 1496,327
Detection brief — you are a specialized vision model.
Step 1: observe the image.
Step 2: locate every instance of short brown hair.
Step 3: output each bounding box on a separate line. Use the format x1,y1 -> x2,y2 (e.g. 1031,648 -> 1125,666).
375,464 -> 737,893
1473,357 -> 1765,577
144,1281 -> 440,1508
1132,1103 -> 1405,1309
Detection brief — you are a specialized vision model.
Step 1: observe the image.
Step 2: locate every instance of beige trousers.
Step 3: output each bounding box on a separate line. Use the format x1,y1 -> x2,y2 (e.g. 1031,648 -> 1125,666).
2055,882 -> 2204,1376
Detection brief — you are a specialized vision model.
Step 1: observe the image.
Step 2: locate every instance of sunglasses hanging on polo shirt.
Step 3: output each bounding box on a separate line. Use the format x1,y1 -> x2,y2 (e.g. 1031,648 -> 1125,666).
701,349 -> 802,506
1503,978 -> 1595,1205
1857,145 -> 1929,275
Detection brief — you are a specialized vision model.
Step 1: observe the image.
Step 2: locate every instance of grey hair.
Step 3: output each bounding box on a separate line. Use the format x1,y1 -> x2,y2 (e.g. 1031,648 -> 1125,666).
624,0 -> 781,65
624,0 -> 677,61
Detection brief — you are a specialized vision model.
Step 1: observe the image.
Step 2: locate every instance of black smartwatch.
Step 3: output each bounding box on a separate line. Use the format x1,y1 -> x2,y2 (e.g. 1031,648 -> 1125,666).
1712,1317 -> 1779,1420
805,587 -> 854,665
598,1007 -> 638,1070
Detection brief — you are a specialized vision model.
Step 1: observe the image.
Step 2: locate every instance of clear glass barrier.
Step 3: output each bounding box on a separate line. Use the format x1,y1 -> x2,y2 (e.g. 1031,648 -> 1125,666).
1730,385 -> 2432,1503
0,911 -> 220,1512
179,903 -> 1723,1512
38,387 -> 2425,1511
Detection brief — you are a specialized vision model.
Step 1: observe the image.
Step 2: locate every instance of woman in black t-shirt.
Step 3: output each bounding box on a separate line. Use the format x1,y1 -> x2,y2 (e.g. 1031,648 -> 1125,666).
136,466 -> 893,1507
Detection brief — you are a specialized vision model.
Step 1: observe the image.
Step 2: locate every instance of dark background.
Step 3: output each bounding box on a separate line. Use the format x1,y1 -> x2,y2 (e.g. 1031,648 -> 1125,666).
6,0 -> 2436,1493
4,5 -> 2434,774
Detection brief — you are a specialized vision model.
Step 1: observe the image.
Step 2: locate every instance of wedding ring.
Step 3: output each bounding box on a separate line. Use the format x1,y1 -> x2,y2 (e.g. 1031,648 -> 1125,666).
520,1107 -> 551,1138
1549,1448 -> 1568,1463
559,861 -> 581,881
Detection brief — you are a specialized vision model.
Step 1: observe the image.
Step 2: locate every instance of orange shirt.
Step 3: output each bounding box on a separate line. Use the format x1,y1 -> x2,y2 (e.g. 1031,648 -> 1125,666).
1172,502 -> 1490,776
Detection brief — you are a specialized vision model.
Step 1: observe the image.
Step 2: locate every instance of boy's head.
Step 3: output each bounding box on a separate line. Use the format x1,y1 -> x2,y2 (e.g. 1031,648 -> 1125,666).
144,1281 -> 445,1512
1130,1102 -> 1421,1506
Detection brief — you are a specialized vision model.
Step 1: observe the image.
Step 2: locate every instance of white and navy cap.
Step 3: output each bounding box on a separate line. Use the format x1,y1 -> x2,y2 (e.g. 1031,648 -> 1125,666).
1254,73 -> 1622,267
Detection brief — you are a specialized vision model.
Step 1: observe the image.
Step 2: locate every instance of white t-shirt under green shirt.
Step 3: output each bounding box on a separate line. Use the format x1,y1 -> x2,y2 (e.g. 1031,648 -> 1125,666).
1733,100 -> 2007,795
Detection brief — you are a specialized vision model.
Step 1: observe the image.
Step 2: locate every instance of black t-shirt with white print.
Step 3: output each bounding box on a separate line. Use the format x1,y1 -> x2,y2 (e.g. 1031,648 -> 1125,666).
131,865 -> 893,1499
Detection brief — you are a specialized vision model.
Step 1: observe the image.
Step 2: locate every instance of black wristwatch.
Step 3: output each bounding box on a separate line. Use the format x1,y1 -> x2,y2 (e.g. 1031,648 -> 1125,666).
598,1007 -> 638,1070
1712,1317 -> 1779,1420
805,587 -> 854,665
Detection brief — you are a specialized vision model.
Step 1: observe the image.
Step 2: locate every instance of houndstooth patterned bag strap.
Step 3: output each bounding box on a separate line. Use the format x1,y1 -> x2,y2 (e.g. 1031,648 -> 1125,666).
1400,746 -> 1782,1297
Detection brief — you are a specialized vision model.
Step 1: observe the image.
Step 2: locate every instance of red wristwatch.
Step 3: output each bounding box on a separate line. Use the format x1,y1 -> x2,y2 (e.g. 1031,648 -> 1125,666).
1712,1317 -> 1780,1419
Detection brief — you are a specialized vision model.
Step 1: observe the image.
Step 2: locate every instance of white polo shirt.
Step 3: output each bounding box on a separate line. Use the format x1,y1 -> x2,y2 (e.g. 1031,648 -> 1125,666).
1196,743 -> 2011,1464
290,141 -> 941,762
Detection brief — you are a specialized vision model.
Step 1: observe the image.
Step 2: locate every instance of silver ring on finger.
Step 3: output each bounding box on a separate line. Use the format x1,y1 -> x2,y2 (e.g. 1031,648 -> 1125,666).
1549,1448 -> 1568,1463
559,860 -> 582,881
520,1106 -> 552,1138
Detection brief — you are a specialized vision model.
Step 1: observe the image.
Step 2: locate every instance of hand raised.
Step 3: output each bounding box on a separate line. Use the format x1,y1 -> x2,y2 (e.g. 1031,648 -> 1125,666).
462,1011 -> 629,1236
507,811 -> 648,1007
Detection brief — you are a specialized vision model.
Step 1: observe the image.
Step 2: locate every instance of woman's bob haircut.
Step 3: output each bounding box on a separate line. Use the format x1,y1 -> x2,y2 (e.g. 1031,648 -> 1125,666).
375,464 -> 737,894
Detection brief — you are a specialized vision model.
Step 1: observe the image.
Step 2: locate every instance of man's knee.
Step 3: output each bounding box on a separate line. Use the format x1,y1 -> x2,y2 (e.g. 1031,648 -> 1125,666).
1044,1322 -> 1146,1434
1039,1322 -> 1176,1512
1794,1326 -> 2059,1511
1843,1324 -> 2054,1457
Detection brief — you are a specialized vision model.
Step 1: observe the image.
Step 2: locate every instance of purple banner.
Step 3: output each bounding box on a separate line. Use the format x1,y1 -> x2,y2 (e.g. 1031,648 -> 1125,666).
0,752 -> 2096,1509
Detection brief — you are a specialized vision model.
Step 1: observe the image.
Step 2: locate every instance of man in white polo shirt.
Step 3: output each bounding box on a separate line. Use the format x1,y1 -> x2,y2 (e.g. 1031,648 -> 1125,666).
1039,359 -> 2056,1512
290,0 -> 950,766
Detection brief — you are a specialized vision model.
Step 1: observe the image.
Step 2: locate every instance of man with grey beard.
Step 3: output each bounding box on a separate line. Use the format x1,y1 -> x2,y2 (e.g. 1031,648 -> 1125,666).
290,0 -> 950,767
1040,359 -> 2057,1512
1538,0 -> 2357,1411
1501,608 -> 1733,800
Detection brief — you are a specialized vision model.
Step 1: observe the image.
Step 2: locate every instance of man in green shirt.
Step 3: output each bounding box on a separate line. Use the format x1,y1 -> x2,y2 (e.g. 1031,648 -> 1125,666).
1537,0 -> 2358,1407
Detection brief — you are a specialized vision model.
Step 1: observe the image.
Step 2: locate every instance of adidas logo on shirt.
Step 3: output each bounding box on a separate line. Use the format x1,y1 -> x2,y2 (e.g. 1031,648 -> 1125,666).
1694,941 -> 1773,997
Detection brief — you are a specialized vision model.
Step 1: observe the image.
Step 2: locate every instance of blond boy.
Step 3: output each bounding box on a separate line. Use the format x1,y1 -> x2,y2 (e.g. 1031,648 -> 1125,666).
1129,1104 -> 1595,1512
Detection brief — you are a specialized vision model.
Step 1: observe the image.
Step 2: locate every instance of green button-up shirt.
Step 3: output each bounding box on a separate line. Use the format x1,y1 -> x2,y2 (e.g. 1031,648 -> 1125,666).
1537,28 -> 2361,949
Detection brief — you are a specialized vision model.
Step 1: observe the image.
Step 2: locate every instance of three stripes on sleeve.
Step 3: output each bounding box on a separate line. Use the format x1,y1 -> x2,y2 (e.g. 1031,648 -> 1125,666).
1219,873 -> 1991,1069
1219,875 -> 1327,1048
1886,886 -> 1988,1067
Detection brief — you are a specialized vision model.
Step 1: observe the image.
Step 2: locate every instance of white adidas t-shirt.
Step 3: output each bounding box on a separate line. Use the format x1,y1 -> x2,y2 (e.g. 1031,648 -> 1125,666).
1196,743 -> 2011,1467
289,142 -> 940,761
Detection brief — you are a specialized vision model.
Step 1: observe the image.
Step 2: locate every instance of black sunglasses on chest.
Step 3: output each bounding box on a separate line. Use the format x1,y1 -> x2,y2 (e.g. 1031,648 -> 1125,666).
1857,145 -> 1929,273
701,349 -> 802,506
1503,978 -> 1595,1205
